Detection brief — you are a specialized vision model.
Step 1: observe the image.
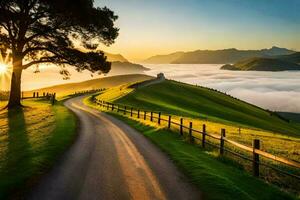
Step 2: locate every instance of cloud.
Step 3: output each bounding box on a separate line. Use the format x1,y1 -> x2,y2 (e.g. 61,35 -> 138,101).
12,63 -> 299,113
229,89 -> 300,112
145,64 -> 300,113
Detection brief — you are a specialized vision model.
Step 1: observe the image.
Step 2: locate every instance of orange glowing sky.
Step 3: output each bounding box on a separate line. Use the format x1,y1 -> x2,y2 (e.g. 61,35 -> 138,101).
97,0 -> 300,62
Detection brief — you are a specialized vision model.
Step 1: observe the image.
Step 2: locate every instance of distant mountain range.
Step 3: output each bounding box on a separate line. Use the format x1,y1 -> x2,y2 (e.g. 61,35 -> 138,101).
105,52 -> 128,62
104,52 -> 149,75
110,61 -> 149,75
144,47 -> 297,64
144,52 -> 184,64
221,52 -> 300,71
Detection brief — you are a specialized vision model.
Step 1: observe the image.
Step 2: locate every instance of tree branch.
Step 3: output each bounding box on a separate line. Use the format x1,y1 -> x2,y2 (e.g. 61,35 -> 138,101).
23,57 -> 69,69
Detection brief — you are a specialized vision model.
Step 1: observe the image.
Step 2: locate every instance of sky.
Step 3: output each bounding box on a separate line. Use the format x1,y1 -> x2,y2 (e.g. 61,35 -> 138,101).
96,0 -> 300,61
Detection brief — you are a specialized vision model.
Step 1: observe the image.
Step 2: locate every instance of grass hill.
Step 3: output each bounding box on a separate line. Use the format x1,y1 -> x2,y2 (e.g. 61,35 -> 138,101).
92,80 -> 300,197
221,57 -> 300,71
278,112 -> 300,123
143,47 -> 296,64
27,74 -> 153,97
113,80 -> 300,136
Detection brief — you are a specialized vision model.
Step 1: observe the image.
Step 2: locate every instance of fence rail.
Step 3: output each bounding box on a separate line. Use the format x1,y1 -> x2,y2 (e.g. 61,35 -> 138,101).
92,98 -> 300,181
1,89 -> 105,104
1,91 -> 57,104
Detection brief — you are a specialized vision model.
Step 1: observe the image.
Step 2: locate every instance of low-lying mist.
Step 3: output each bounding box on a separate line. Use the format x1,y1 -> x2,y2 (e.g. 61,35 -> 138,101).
144,64 -> 300,113
1,64 -> 299,113
0,65 -> 137,91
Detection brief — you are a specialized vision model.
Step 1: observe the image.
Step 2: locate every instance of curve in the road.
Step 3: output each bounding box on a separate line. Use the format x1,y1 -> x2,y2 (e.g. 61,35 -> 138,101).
28,96 -> 201,200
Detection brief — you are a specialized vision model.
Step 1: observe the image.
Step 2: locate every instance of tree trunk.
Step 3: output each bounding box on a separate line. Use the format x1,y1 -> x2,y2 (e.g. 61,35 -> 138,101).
8,59 -> 23,109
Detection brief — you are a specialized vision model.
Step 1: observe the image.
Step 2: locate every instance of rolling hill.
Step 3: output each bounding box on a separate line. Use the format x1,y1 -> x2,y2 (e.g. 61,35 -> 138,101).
92,80 -> 300,198
27,74 -> 153,96
143,47 -> 296,64
113,80 -> 300,136
221,57 -> 300,71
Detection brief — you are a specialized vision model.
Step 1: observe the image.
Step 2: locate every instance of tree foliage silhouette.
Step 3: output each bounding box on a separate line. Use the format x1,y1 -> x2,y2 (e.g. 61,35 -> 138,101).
0,0 -> 119,108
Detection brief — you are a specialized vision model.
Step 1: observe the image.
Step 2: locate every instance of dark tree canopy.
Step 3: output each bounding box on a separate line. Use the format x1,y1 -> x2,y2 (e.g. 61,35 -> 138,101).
0,0 -> 119,107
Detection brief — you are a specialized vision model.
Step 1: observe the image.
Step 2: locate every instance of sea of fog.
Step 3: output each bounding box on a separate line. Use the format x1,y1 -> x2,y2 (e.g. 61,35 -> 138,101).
1,64 -> 299,113
143,64 -> 300,113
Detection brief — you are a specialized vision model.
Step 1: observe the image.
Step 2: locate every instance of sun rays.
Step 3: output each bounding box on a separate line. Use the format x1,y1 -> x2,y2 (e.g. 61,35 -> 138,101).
0,63 -> 8,74
0,50 -> 12,91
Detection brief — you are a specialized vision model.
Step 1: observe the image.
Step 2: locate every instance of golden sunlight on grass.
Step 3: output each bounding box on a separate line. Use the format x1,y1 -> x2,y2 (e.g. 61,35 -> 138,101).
0,99 -> 77,198
92,83 -> 300,162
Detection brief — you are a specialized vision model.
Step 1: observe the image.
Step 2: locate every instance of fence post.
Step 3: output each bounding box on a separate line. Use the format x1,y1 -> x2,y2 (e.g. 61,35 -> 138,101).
107,103 -> 109,110
124,106 -> 127,115
138,110 -> 140,118
151,112 -> 153,121
131,108 -> 133,117
144,111 -> 147,120
51,93 -> 56,105
33,92 -> 35,98
158,112 -> 161,124
253,139 -> 260,177
117,105 -> 119,112
168,116 -> 171,129
220,129 -> 226,155
202,124 -> 206,148
37,92 -> 39,98
180,118 -> 183,136
189,122 -> 194,143
112,104 -> 114,111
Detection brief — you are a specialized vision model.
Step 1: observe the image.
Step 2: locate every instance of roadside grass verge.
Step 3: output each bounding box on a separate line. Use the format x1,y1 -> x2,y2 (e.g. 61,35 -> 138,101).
84,97 -> 299,199
114,115 -> 297,200
85,97 -> 296,200
0,99 -> 77,199
95,82 -> 300,163
114,80 -> 300,137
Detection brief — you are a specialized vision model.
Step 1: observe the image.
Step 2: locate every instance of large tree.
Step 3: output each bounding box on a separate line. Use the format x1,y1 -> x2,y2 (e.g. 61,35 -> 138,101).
0,0 -> 119,108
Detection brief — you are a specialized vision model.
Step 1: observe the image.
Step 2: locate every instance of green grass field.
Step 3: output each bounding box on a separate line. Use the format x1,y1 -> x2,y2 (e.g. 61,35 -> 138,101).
96,81 -> 300,161
115,80 -> 300,137
26,74 -> 152,97
92,80 -> 300,196
0,99 -> 77,199
91,108 -> 297,200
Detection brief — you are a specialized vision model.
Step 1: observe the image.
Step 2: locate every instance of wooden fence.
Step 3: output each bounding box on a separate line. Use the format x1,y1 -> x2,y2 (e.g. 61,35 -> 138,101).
1,91 -> 57,105
1,89 -> 105,104
92,98 -> 300,181
72,88 -> 105,96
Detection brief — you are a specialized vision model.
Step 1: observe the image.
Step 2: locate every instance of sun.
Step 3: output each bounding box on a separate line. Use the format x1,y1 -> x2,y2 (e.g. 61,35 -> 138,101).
0,63 -> 7,74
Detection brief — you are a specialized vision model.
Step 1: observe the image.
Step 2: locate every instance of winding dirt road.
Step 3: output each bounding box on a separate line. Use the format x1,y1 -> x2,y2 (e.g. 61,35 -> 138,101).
28,96 -> 201,200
